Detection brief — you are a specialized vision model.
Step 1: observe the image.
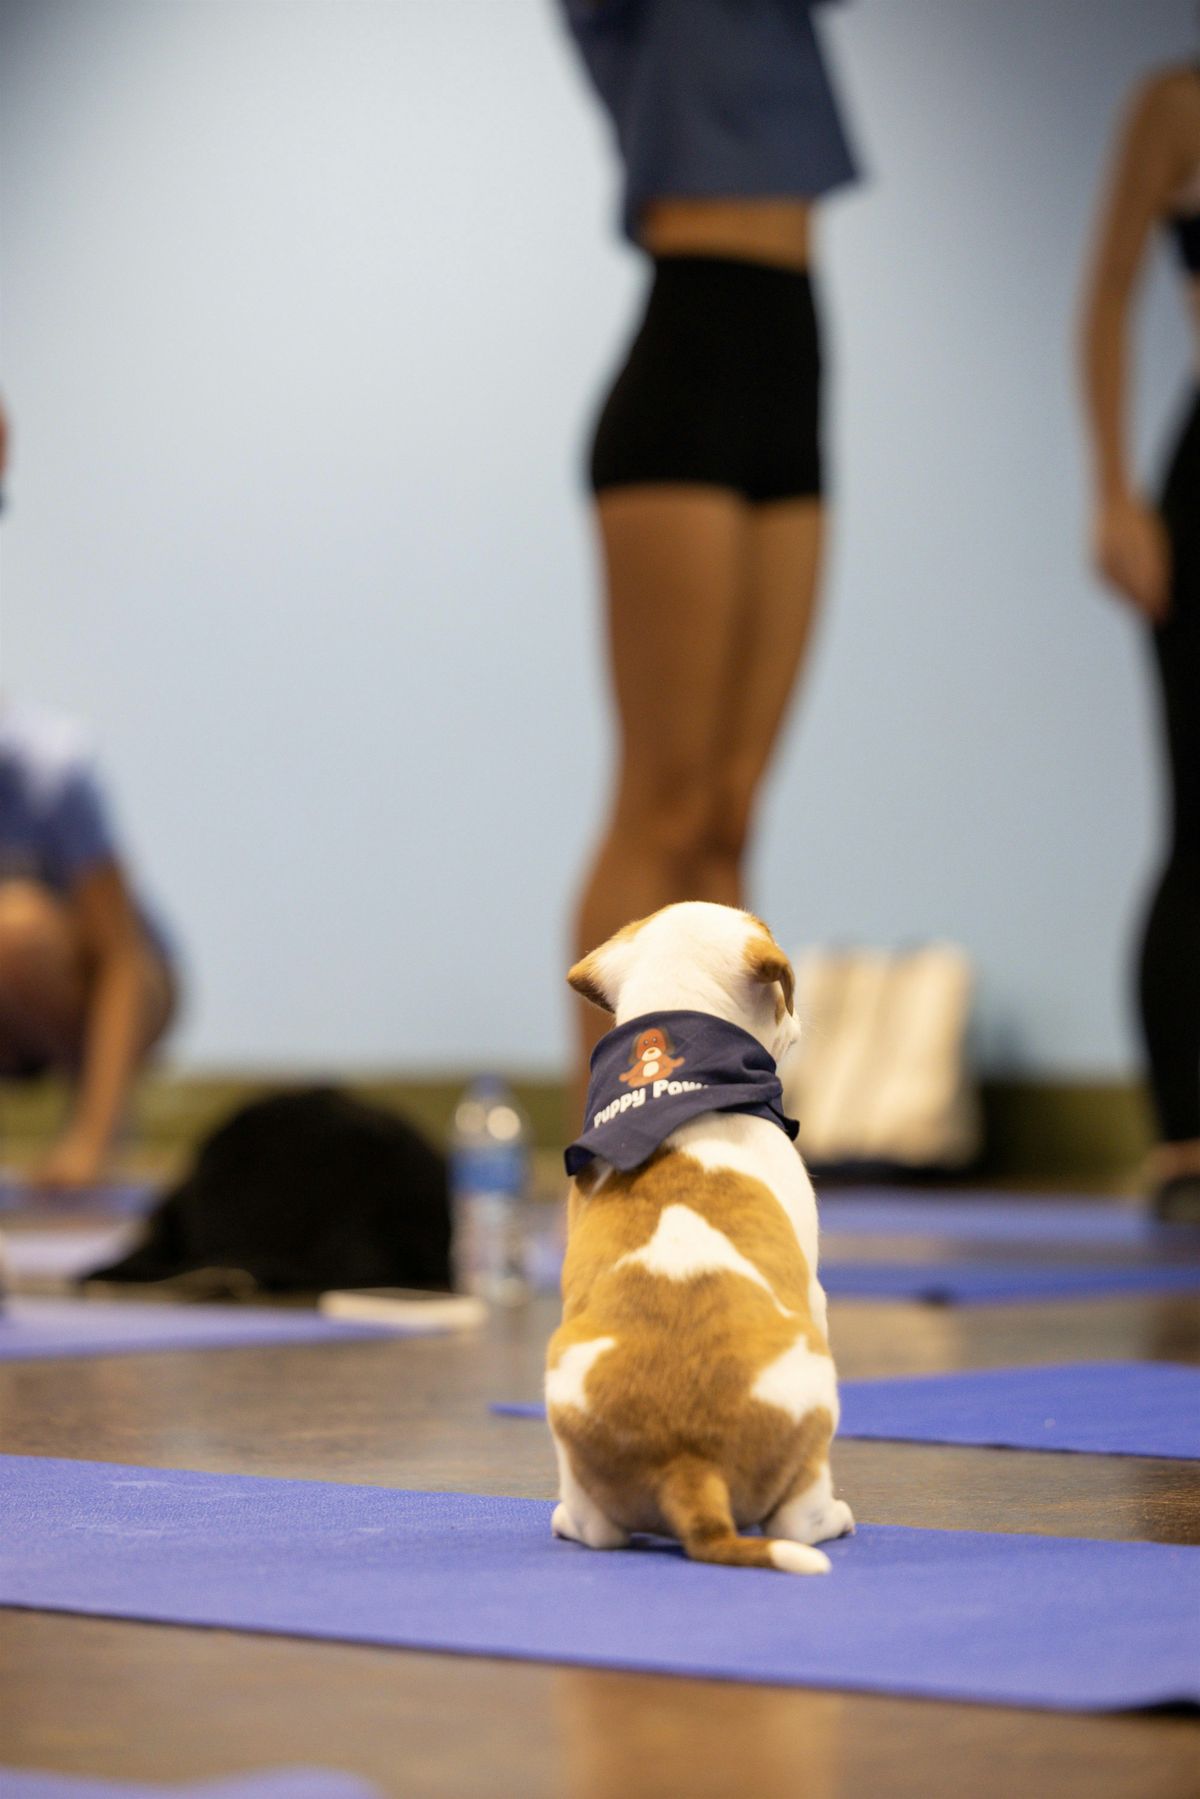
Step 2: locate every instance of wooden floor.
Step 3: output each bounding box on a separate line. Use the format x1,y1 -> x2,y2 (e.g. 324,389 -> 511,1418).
2,1234 -> 1199,1798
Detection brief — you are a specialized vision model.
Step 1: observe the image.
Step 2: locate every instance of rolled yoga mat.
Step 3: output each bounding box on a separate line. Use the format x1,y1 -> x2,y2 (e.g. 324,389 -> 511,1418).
1,1456 -> 1196,1714
491,1361 -> 1200,1459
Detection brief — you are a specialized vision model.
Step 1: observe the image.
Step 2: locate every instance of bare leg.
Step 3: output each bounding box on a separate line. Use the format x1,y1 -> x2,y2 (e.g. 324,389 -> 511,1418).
0,884 -> 88,1069
697,498 -> 825,903
573,485 -> 749,1100
571,495 -> 825,1109
0,881 -> 174,1074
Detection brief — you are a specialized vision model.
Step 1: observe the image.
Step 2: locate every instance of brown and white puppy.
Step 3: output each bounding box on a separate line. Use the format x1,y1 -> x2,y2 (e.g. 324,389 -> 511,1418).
547,901 -> 853,1574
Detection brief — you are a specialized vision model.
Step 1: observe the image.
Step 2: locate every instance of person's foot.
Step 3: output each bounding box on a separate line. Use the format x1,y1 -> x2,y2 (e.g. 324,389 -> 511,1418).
1151,1174 -> 1200,1226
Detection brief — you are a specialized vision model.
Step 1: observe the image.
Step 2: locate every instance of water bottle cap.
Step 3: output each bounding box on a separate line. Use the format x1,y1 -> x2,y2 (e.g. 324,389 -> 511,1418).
469,1074 -> 508,1099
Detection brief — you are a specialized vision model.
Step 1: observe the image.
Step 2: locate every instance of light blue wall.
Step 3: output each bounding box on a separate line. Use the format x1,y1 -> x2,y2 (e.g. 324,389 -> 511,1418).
0,0 -> 1193,1074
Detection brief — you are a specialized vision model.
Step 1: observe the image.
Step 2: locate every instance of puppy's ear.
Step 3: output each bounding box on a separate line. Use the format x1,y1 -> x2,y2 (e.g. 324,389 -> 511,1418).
568,948 -> 614,1015
744,933 -> 796,1016
567,913 -> 651,1015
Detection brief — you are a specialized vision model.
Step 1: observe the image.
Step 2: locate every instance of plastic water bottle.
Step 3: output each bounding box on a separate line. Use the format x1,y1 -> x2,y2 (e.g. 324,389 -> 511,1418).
449,1075 -> 530,1305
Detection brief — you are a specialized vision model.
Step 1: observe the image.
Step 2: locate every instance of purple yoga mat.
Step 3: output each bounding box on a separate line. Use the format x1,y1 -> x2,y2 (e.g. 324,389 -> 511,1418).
2,1773 -> 382,1799
817,1193 -> 1197,1246
837,1361 -> 1200,1458
491,1361 -> 1200,1459
819,1260 -> 1200,1303
0,1299 -> 397,1361
0,1179 -> 155,1218
0,1455 -> 1196,1713
2,1228 -> 138,1282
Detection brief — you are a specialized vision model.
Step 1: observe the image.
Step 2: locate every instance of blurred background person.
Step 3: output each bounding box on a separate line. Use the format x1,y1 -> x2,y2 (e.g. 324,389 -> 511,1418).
559,0 -> 859,1103
0,699 -> 178,1189
1080,56 -> 1200,1221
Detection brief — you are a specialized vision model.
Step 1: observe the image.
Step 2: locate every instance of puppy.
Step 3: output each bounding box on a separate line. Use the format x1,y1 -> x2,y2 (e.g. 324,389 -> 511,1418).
547,901 -> 853,1574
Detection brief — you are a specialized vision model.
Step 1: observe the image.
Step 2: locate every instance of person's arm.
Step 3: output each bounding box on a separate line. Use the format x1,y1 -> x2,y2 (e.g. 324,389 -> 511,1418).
1079,72 -> 1192,621
34,861 -> 148,1189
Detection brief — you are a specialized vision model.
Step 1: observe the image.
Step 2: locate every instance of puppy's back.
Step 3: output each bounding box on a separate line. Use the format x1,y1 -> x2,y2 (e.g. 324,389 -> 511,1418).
547,1146 -> 837,1548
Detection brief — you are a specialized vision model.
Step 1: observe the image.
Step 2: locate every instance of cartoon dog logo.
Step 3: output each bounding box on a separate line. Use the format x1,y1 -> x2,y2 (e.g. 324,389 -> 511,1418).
618,1026 -> 686,1088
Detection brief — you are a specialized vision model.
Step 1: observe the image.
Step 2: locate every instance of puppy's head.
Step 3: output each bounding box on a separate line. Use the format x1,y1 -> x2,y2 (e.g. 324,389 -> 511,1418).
568,902 -> 798,1065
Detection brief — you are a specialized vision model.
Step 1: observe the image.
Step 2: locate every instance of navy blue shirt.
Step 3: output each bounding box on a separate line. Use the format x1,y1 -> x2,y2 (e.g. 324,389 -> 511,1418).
0,707 -> 174,961
560,0 -> 859,241
565,1009 -> 798,1175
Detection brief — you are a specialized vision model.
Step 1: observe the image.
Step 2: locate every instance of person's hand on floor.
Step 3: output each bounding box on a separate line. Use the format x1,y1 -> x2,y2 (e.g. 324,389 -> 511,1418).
31,1130 -> 107,1193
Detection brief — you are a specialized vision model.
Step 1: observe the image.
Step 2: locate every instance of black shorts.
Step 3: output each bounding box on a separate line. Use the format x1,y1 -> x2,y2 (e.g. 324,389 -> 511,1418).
589,255 -> 823,504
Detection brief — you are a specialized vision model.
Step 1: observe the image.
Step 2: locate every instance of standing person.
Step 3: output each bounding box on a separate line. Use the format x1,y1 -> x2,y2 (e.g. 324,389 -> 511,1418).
559,0 -> 859,1102
0,703 -> 178,1189
1080,62 -> 1200,1222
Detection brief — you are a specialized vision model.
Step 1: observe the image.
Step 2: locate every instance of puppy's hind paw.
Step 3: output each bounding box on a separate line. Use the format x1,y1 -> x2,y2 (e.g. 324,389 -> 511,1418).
551,1502 -> 581,1542
552,1497 -> 630,1549
815,1499 -> 855,1541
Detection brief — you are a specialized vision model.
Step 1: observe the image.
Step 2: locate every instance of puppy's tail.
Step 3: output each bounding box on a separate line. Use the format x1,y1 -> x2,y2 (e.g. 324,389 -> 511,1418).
656,1455 -> 830,1575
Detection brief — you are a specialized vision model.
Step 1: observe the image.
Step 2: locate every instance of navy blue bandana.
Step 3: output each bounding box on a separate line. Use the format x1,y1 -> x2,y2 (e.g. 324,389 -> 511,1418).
564,1010 -> 799,1177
